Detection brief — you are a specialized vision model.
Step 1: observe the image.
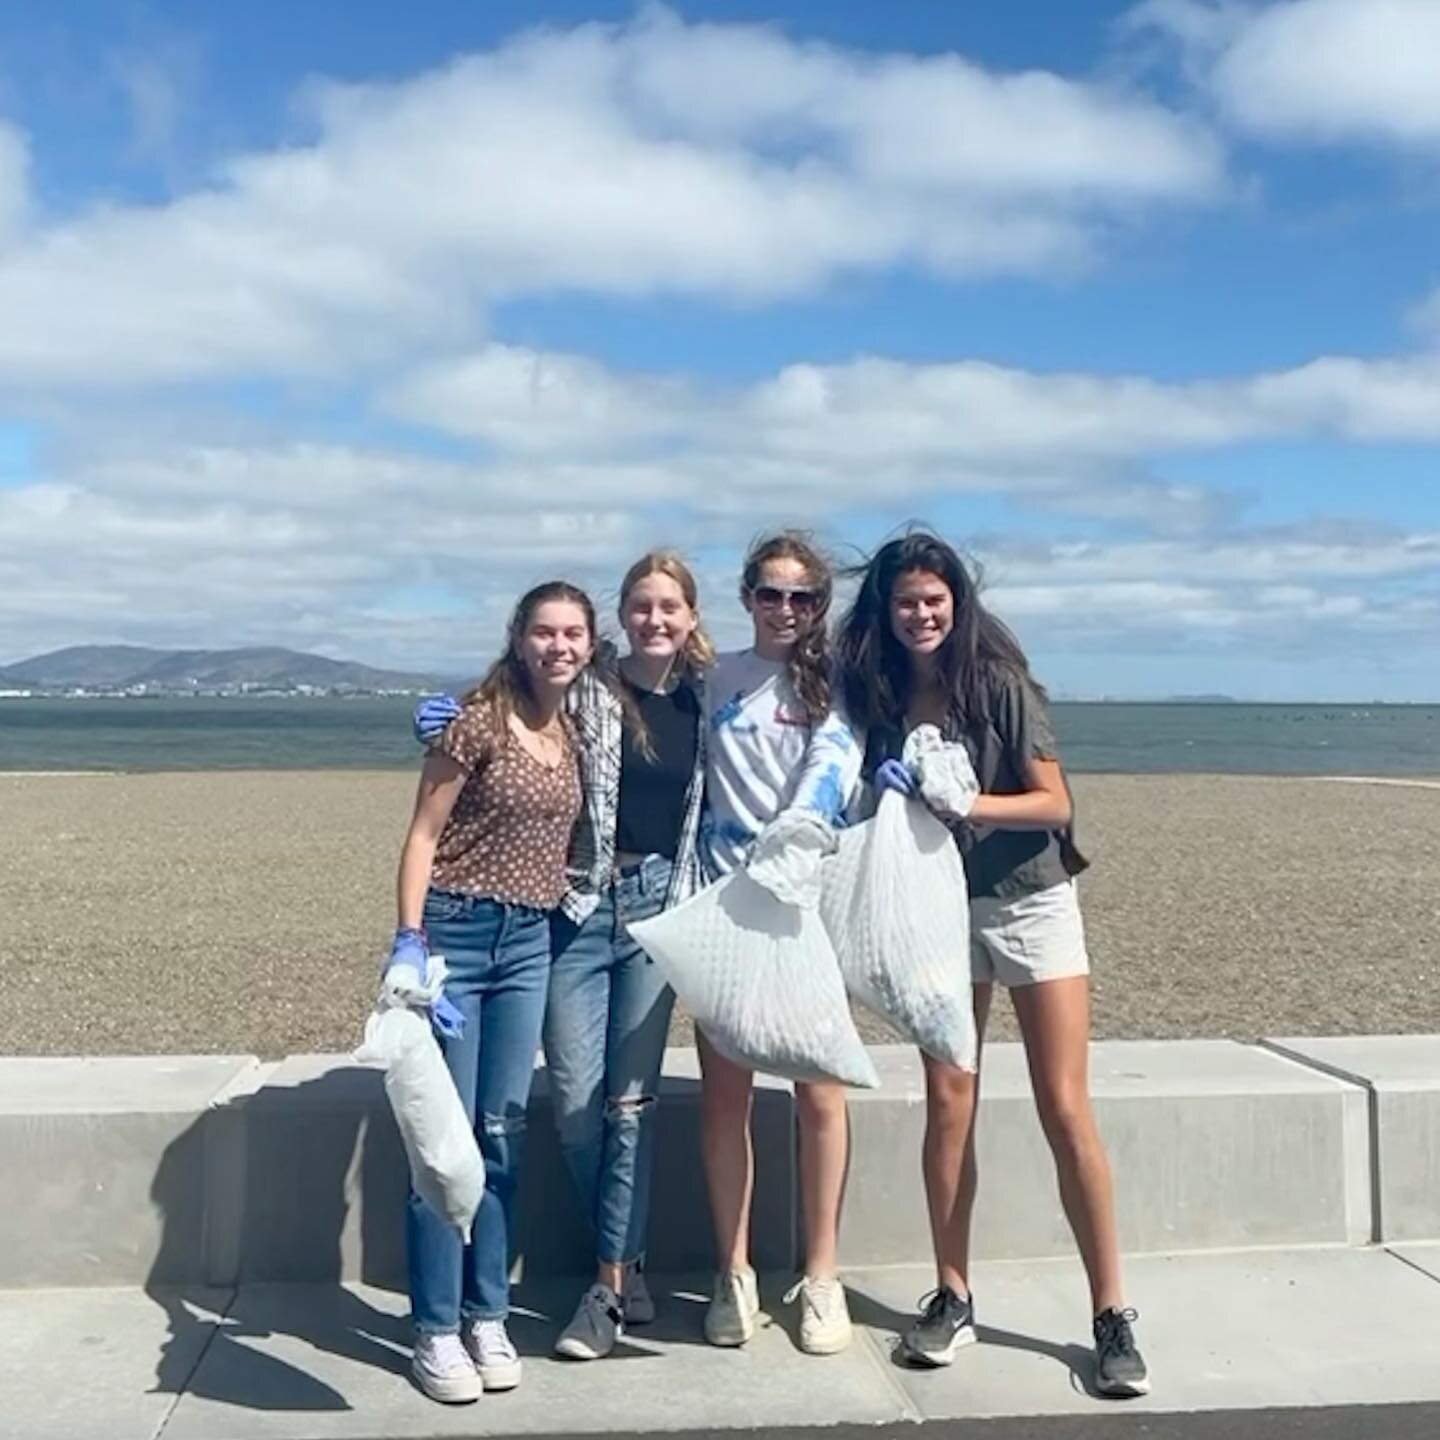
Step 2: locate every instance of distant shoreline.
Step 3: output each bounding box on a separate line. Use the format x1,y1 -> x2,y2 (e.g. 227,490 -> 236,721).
4,694 -> 1440,706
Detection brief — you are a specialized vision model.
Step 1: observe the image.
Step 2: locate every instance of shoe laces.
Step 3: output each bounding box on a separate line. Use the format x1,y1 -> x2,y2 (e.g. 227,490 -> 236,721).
1095,1306 -> 1139,1354
473,1318 -> 516,1362
424,1333 -> 470,1371
714,1269 -> 748,1307
783,1275 -> 843,1321
915,1286 -> 965,1323
582,1284 -> 622,1327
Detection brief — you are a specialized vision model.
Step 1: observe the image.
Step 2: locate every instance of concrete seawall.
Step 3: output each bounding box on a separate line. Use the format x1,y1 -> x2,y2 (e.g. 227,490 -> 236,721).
2,1037 -> 1437,1291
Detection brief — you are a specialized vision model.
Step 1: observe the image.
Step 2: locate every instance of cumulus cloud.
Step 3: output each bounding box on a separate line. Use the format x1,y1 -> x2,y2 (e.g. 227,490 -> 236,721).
7,330 -> 1440,671
1131,0 -> 1440,146
383,340 -> 1440,480
0,8 -> 1224,389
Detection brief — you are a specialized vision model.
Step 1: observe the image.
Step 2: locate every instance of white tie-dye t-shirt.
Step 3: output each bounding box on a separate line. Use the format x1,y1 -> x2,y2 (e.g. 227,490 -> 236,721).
700,649 -> 862,877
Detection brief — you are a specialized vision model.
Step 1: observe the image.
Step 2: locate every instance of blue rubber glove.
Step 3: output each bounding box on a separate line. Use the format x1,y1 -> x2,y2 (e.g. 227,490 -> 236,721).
386,926 -> 428,973
875,757 -> 918,798
413,693 -> 461,746
430,992 -> 466,1040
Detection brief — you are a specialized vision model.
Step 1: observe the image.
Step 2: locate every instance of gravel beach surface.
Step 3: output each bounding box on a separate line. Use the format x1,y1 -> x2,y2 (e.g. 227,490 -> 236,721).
3,770 -> 1437,1058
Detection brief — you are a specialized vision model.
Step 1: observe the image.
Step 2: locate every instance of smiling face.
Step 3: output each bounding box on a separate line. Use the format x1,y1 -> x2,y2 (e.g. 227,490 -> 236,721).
517,599 -> 593,696
621,571 -> 698,663
889,567 -> 955,658
742,555 -> 821,658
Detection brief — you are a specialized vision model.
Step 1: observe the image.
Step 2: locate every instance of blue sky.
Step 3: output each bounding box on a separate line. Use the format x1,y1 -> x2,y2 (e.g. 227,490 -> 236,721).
2,0 -> 1439,698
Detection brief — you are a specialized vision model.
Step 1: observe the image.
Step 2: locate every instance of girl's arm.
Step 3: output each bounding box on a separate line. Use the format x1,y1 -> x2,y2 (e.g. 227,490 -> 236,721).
396,752 -> 469,927
788,706 -> 865,822
967,755 -> 1072,830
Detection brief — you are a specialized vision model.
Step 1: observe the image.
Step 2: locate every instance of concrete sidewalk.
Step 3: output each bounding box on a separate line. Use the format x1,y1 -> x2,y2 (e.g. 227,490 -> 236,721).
6,1243 -> 1440,1440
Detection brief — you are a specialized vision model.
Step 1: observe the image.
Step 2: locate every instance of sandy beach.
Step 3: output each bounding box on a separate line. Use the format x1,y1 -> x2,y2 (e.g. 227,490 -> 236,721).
2,769 -> 1437,1059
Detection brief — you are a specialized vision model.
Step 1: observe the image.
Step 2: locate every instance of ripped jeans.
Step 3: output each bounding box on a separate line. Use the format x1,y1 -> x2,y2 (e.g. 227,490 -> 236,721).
406,890 -> 550,1333
544,855 -> 676,1267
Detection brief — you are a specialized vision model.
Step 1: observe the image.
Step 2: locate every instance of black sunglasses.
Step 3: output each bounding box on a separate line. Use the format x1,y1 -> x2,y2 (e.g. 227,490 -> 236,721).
750,585 -> 820,612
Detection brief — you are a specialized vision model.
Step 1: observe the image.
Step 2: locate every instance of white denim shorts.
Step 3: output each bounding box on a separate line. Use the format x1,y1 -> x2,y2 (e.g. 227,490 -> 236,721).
970,879 -> 1090,988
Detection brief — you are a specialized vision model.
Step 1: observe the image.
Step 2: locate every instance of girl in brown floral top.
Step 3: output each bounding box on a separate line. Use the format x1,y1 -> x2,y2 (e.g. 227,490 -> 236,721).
387,580 -> 593,1405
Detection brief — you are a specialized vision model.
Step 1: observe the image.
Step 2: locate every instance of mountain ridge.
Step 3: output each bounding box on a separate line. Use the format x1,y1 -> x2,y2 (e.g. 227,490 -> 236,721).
0,644 -> 447,692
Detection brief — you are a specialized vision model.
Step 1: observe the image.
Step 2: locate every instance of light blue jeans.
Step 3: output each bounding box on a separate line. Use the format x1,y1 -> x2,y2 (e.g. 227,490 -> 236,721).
406,890 -> 550,1335
544,855 -> 676,1266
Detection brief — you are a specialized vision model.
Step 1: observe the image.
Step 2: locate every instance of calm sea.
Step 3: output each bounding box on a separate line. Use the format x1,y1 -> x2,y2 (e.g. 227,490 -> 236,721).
1,696 -> 1438,775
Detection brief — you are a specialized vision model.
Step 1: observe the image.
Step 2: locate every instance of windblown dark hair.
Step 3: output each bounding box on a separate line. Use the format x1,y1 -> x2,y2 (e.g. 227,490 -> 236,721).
460,580 -> 596,746
836,531 -> 1043,734
742,530 -> 834,725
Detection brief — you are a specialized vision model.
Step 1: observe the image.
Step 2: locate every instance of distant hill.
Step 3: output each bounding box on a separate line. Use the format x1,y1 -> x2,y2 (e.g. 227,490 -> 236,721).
0,645 -> 447,693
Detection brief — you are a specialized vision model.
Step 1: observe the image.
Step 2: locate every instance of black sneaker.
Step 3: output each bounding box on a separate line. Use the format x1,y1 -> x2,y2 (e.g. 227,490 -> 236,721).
900,1286 -> 976,1367
1093,1306 -> 1150,1397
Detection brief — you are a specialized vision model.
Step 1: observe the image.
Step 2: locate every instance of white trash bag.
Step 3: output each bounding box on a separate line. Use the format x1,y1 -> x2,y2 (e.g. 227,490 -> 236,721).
629,871 -> 879,1088
354,955 -> 485,1241
820,728 -> 976,1070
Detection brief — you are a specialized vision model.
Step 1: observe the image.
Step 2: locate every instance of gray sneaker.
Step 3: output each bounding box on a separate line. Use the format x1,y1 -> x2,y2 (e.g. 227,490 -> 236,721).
900,1286 -> 976,1367
1093,1306 -> 1150,1397
554,1283 -> 623,1361
623,1265 -> 656,1326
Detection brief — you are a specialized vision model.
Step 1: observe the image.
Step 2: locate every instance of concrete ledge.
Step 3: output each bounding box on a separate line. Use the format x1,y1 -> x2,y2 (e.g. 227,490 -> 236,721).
841,1041 -> 1372,1264
232,1052 -> 795,1289
0,1040 -> 1394,1289
1264,1036 -> 1440,1243
0,1055 -> 260,1288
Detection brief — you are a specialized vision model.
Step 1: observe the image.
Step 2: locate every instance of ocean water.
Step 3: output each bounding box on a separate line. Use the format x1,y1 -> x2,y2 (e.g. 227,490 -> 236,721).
1,696 -> 1438,776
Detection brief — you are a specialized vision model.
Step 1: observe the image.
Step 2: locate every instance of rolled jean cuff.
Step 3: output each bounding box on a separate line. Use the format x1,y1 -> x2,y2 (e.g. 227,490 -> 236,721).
460,1305 -> 508,1324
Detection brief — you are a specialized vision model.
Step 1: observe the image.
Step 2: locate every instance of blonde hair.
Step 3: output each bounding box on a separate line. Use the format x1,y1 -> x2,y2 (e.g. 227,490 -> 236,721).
618,549 -> 715,680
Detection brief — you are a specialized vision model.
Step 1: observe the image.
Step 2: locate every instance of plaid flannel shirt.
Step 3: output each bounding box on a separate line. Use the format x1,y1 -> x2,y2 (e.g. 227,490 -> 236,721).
559,662 -> 707,924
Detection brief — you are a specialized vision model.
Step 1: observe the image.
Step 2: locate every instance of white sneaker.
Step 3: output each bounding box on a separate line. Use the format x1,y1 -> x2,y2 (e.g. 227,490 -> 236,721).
784,1275 -> 853,1355
705,1266 -> 760,1347
554,1283 -> 623,1360
410,1333 -> 482,1404
462,1318 -> 522,1391
623,1266 -> 655,1326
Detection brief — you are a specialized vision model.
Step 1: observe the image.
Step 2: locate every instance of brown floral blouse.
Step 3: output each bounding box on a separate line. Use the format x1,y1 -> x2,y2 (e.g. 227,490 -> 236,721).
429,701 -> 582,908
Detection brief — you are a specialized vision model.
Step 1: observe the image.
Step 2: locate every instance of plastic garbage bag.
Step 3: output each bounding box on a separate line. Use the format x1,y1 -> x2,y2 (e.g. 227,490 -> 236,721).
820,734 -> 976,1069
629,871 -> 879,1088
746,810 -> 837,909
908,723 -> 981,819
354,955 -> 485,1240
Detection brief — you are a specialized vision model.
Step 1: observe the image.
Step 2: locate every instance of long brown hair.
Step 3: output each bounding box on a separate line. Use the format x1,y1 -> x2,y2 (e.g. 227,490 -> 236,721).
742,530 -> 833,725
461,580 -> 596,746
836,530 -> 1043,734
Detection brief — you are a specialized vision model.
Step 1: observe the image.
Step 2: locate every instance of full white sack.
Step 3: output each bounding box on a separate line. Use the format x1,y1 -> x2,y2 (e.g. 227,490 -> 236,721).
354,1006 -> 485,1241
820,790 -> 976,1070
629,871 -> 879,1088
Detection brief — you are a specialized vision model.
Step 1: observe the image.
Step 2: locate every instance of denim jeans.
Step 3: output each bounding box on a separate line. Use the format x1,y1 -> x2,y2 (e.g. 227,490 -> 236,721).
406,890 -> 550,1335
544,855 -> 676,1266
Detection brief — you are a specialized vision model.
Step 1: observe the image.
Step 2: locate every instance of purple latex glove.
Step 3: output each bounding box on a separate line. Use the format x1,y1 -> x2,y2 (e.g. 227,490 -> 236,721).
386,925 -> 428,973
874,757 -> 918,798
430,992 -> 466,1040
413,693 -> 460,745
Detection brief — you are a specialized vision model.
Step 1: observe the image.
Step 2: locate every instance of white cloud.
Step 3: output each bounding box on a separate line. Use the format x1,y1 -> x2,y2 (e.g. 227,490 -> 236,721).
384,346 -> 698,453
384,341 -> 1440,481
0,123 -> 30,244
0,9 -> 1224,389
1133,0 -> 1440,146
